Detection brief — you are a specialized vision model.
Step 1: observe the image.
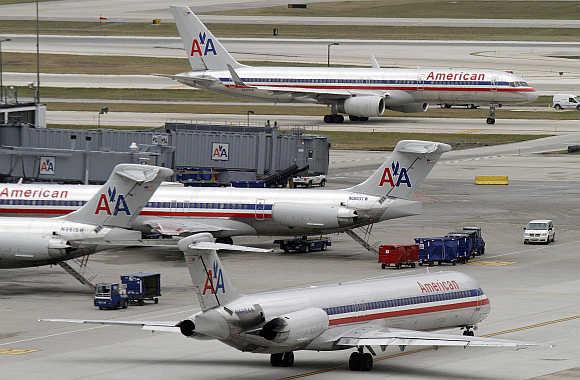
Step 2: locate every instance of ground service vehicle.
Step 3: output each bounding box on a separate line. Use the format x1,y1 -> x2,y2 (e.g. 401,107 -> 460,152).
274,237 -> 331,253
121,272 -> 161,305
523,220 -> 555,244
552,94 -> 580,110
461,226 -> 486,256
94,283 -> 128,310
292,175 -> 327,188
378,244 -> 419,269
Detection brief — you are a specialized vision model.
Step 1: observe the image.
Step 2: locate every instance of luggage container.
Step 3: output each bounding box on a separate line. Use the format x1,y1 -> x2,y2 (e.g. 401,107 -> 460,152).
445,233 -> 471,263
378,244 -> 418,269
415,237 -> 457,266
462,226 -> 486,255
120,272 -> 161,305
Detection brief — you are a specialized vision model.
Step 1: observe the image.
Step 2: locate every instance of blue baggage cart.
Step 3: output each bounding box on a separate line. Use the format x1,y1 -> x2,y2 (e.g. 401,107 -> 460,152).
446,233 -> 471,263
462,226 -> 486,256
121,272 -> 161,306
415,237 -> 458,266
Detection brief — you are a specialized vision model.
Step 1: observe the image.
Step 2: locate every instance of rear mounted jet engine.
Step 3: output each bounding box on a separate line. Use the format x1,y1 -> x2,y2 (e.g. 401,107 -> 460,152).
272,203 -> 357,229
260,308 -> 328,346
388,102 -> 429,113
337,96 -> 385,117
177,319 -> 196,337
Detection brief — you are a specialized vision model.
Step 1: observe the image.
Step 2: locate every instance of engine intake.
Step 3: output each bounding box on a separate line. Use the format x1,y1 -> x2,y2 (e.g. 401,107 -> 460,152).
337,96 -> 385,117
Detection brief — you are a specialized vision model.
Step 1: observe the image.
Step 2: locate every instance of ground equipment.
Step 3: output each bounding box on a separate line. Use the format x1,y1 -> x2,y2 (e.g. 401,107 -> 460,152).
94,283 -> 129,310
378,244 -> 419,269
120,272 -> 161,305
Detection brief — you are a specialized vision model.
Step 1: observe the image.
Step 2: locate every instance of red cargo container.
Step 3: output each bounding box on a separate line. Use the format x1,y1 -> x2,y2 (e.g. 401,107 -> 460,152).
378,244 -> 419,269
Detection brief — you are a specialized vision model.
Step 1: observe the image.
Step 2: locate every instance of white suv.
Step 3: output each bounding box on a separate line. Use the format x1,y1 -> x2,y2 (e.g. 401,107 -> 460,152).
523,220 -> 555,244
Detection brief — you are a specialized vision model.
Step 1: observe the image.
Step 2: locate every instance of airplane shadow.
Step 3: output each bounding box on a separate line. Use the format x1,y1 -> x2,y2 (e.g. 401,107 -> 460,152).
69,356 -> 497,380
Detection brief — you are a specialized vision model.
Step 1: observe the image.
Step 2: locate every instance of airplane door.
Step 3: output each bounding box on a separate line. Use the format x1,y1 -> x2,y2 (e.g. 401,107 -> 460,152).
417,73 -> 425,92
255,199 -> 265,220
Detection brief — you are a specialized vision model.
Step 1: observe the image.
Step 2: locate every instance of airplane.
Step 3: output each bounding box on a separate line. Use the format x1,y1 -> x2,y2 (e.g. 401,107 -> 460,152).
166,6 -> 538,125
42,232 -> 537,372
0,140 -> 450,244
0,164 -> 172,270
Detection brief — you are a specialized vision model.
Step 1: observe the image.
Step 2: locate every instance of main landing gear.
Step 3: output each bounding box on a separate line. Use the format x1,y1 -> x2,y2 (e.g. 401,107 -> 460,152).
348,347 -> 374,371
486,104 -> 497,125
270,351 -> 294,367
462,326 -> 475,336
323,114 -> 344,123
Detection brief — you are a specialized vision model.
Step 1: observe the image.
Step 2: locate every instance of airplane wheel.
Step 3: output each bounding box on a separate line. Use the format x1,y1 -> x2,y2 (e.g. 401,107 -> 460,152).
349,115 -> 360,122
270,353 -> 283,367
348,352 -> 361,371
335,114 -> 344,123
486,117 -> 496,125
324,114 -> 344,123
361,353 -> 373,371
463,330 -> 474,336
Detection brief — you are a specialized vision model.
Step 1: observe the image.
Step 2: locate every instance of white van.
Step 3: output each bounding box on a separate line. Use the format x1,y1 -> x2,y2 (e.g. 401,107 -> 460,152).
552,94 -> 580,110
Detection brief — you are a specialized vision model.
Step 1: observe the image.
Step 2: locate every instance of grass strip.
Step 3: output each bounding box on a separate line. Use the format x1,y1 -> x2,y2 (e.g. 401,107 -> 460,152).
319,131 -> 550,151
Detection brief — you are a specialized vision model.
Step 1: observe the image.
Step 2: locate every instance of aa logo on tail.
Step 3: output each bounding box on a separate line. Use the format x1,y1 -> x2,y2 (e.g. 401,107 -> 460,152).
378,161 -> 411,188
202,260 -> 226,295
191,32 -> 217,57
94,186 -> 131,215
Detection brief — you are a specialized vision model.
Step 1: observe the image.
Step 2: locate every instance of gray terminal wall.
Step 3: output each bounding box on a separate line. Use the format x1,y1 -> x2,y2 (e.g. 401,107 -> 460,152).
0,123 -> 329,184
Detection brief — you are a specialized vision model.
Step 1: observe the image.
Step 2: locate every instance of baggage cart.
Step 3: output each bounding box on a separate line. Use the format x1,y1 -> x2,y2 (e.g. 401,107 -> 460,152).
378,244 -> 419,269
415,237 -> 458,266
121,272 -> 161,305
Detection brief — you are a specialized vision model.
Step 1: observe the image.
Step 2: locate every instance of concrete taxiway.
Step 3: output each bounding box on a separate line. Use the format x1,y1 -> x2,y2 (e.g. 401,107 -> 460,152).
1,136 -> 580,379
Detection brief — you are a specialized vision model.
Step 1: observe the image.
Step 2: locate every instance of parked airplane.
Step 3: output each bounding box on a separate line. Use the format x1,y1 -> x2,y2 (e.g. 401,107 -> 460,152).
0,164 -> 172,269
167,6 -> 537,125
43,233 -> 536,371
0,140 -> 449,243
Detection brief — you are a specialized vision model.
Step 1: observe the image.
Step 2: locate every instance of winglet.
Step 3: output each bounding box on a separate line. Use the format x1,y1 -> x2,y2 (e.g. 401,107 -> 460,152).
227,64 -> 248,87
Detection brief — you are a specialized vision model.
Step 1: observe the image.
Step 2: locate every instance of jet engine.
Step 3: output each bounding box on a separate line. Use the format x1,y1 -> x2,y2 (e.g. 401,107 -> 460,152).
388,102 -> 429,113
272,203 -> 357,229
177,319 -> 196,337
0,233 -> 71,268
260,308 -> 328,346
337,96 -> 385,117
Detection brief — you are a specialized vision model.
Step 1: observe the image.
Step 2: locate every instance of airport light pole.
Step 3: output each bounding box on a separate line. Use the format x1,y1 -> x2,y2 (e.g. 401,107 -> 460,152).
0,38 -> 11,104
97,106 -> 108,128
246,110 -> 254,127
327,42 -> 339,67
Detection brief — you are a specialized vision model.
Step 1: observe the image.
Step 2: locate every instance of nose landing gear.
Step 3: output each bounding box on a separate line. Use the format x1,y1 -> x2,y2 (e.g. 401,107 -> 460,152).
462,326 -> 476,336
486,104 -> 497,125
270,351 -> 294,367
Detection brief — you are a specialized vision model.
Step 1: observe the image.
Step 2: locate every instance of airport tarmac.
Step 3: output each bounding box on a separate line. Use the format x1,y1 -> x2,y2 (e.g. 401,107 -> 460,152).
1,138 -> 579,380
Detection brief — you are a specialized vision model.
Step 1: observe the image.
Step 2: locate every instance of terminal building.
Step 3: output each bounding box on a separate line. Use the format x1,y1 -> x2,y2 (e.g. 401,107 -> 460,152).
0,121 -> 329,186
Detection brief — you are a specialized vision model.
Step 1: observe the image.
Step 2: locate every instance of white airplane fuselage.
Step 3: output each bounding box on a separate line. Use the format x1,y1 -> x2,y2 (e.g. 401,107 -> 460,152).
0,184 -> 420,237
0,217 -> 138,268
178,67 -> 537,107
190,271 -> 490,353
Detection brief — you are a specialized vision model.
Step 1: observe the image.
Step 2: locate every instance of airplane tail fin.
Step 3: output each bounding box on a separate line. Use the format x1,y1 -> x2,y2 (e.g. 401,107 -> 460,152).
347,140 -> 451,200
61,164 -> 173,228
169,6 -> 244,72
178,233 -> 271,311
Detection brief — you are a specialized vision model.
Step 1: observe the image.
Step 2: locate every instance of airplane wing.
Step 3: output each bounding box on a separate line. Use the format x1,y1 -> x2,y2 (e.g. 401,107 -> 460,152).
335,326 -> 537,348
40,319 -> 181,333
141,217 -> 254,236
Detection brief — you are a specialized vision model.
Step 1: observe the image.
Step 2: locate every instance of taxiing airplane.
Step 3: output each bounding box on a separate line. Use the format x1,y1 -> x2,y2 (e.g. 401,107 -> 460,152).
0,164 -> 172,269
167,6 -> 537,125
43,233 -> 536,372
0,140 -> 449,243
